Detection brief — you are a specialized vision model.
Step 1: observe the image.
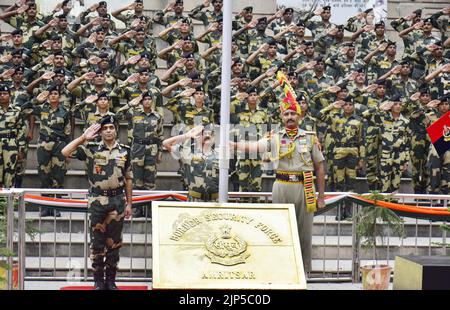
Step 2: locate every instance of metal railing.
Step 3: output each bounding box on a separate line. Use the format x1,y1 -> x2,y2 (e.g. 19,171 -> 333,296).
2,189 -> 449,289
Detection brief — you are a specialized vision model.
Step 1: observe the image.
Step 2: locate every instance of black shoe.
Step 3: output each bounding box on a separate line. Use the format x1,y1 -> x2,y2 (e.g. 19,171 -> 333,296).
105,267 -> 118,290
93,269 -> 105,290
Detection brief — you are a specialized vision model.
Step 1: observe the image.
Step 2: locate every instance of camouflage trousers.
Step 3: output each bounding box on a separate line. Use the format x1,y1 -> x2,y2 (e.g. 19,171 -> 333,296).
410,135 -> 430,193
427,147 -> 450,194
37,140 -> 67,188
0,138 -> 19,188
379,148 -> 407,193
238,159 -> 262,202
323,134 -> 335,191
131,143 -> 158,190
89,193 -> 125,271
365,129 -> 380,190
14,140 -> 29,187
333,147 -> 358,192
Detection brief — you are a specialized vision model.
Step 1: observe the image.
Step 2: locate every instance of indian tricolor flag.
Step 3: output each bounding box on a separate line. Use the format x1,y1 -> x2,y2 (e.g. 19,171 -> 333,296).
426,111 -> 450,157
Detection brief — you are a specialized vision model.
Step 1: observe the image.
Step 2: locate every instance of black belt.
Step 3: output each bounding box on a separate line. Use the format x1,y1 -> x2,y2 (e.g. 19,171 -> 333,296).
0,132 -> 17,139
134,137 -> 161,145
39,135 -> 66,143
275,172 -> 304,183
90,187 -> 124,197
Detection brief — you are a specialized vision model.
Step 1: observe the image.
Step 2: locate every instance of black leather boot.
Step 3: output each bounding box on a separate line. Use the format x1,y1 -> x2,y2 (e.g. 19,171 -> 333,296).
105,267 -> 119,290
93,267 -> 105,290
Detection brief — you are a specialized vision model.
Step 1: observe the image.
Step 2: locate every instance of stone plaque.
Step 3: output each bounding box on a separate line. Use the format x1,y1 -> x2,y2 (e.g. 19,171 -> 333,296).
152,202 -> 306,289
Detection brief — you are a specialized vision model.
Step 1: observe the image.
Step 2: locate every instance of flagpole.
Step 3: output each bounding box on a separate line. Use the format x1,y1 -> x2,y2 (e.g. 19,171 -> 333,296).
218,0 -> 232,203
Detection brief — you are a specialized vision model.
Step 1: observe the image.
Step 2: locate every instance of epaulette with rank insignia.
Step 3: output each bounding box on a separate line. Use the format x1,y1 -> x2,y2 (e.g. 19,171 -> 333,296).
119,144 -> 131,150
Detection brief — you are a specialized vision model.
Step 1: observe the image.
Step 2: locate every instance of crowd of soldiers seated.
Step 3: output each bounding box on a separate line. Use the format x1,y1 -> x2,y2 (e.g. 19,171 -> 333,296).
0,0 -> 449,217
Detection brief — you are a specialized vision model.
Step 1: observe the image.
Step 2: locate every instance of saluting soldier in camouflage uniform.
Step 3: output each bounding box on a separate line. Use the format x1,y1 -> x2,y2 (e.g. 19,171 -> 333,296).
72,91 -> 115,132
28,85 -> 71,216
351,20 -> 387,59
364,41 -> 399,84
112,0 -> 153,34
407,87 -> 432,193
319,97 -> 365,218
116,92 -> 163,217
189,0 -> 223,27
0,2 -> 44,49
0,84 -> 27,188
80,1 -> 117,32
301,5 -> 335,39
62,116 -> 133,290
164,125 -> 218,201
153,0 -> 192,27
379,60 -> 418,99
235,86 -> 268,201
231,90 -> 326,273
363,95 -> 411,193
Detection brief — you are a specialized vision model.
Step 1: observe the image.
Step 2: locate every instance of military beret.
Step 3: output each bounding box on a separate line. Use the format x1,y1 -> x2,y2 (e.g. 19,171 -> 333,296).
314,56 -> 324,63
296,21 -> 305,27
62,0 -> 70,5
375,79 -> 386,86
134,27 -> 145,33
400,59 -> 411,66
390,93 -> 402,102
50,34 -> 62,41
93,26 -> 105,33
364,8 -> 373,14
343,96 -> 354,103
423,17 -> 432,24
374,20 -> 385,28
180,18 -> 190,24
99,115 -> 116,127
135,0 -> 143,3
98,52 -> 109,59
139,51 -> 150,59
356,68 -> 365,73
0,84 -> 10,92
257,17 -> 268,24
98,1 -> 107,7
137,67 -> 150,74
47,83 -> 60,93
142,91 -> 153,99
418,84 -> 429,94
212,0 -> 222,3
439,94 -> 450,103
266,37 -> 277,46
11,49 -> 23,56
56,14 -> 67,19
297,92 -> 308,102
188,72 -> 201,80
52,51 -> 63,56
337,81 -> 349,90
434,41 -> 443,47
284,8 -> 294,14
344,42 -> 355,48
13,66 -> 25,74
11,29 -> 23,36
304,41 -> 314,47
246,86 -> 258,94
195,86 -> 204,93
287,70 -> 297,77
182,52 -> 195,59
175,0 -> 183,5
97,91 -> 110,99
137,15 -> 148,21
239,73 -> 250,79
53,68 -> 65,75
26,3 -> 37,9
386,40 -> 396,47
231,57 -> 242,65
243,6 -> 253,12
322,6 -> 331,11
94,69 -> 104,75
413,9 -> 422,17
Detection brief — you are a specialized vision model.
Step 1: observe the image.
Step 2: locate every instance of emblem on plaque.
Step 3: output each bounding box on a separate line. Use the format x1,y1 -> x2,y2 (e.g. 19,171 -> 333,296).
205,225 -> 250,266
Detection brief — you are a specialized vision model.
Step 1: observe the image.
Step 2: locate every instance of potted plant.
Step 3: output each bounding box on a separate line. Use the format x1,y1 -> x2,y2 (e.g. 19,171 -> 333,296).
0,196 -> 38,289
353,191 -> 405,290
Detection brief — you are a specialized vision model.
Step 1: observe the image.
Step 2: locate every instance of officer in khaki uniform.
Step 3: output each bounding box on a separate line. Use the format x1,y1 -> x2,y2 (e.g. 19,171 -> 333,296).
62,116 -> 133,290
0,84 -> 27,188
232,75 -> 326,273
116,91 -> 163,217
